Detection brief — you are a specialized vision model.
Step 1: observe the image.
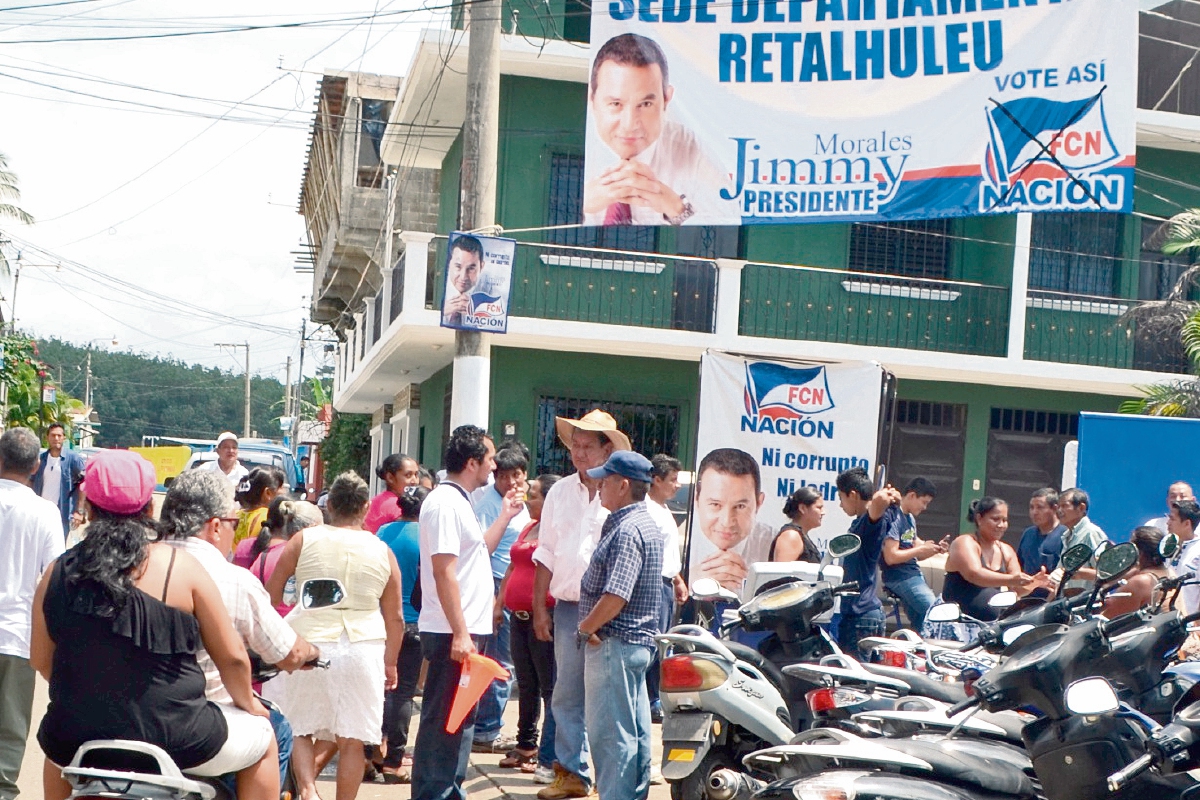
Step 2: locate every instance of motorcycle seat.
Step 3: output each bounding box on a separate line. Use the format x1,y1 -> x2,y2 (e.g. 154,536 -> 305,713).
724,641 -> 788,691
882,737 -> 1038,798
861,663 -> 968,704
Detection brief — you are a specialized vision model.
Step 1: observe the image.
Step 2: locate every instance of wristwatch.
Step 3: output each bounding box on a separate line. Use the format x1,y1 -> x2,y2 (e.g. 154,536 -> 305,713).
576,627 -> 594,649
665,196 -> 695,226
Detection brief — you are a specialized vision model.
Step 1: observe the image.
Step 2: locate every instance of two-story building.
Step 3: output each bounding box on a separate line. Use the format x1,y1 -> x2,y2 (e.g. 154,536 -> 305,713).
300,2 -> 1200,538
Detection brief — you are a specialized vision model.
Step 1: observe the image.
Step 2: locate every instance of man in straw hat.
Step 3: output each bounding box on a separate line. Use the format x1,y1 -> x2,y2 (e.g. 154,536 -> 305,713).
531,410 -> 631,799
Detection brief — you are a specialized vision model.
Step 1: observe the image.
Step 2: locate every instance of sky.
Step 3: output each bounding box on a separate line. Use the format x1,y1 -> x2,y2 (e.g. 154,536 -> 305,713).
0,0 -> 450,382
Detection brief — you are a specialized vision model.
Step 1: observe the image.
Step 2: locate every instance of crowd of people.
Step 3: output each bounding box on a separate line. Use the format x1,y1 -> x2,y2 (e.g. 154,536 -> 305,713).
2,417 -> 1199,800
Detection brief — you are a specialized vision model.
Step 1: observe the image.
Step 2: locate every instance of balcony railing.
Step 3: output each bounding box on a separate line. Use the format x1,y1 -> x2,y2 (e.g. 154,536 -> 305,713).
739,263 -> 1010,356
1024,289 -> 1191,373
428,239 -> 718,333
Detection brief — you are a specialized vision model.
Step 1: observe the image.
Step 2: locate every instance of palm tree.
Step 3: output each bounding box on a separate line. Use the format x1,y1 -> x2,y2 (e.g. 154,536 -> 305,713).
1120,210 -> 1200,416
0,151 -> 34,329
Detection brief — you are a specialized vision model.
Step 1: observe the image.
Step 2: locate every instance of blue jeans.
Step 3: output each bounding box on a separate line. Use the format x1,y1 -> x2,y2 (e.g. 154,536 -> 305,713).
584,638 -> 653,800
645,579 -> 674,705
221,703 -> 291,794
382,625 -> 422,767
474,578 -> 513,743
837,609 -> 886,660
411,632 -> 487,800
551,602 -> 591,786
884,573 -> 937,633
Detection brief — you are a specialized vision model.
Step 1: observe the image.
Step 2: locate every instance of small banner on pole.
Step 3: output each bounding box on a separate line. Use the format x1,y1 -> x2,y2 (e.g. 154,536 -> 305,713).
440,232 -> 517,334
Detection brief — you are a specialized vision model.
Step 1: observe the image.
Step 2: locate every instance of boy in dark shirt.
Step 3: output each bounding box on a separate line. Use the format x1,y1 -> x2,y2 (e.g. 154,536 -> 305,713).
835,467 -> 901,659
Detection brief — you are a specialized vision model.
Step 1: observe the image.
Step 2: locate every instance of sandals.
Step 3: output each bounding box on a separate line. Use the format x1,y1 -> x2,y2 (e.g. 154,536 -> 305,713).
498,748 -> 538,769
380,768 -> 411,784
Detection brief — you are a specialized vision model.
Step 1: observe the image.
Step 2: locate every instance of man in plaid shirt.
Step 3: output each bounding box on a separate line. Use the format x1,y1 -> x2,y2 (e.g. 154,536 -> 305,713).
575,451 -> 664,800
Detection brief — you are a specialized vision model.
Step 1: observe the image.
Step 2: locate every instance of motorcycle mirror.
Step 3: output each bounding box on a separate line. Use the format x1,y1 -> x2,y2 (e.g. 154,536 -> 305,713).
1001,624 -> 1036,646
826,534 -> 862,559
300,579 -> 346,610
1059,543 -> 1093,573
1095,542 -> 1138,581
1161,533 -> 1180,560
988,591 -> 1018,610
926,602 -> 961,623
691,578 -> 739,603
1064,677 -> 1120,715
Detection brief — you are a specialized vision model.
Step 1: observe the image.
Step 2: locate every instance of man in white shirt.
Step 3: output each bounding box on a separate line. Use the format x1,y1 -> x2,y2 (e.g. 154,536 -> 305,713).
645,455 -> 686,729
1169,500 -> 1200,613
0,428 -> 65,800
531,410 -> 631,799
158,468 -> 320,787
412,425 -> 522,800
202,432 -> 250,488
583,33 -> 740,227
1145,481 -> 1194,533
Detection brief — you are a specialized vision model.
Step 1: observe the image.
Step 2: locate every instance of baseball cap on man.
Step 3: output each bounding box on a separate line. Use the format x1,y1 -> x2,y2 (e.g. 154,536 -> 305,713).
586,451 -> 653,484
216,431 -> 238,446
84,450 -> 156,515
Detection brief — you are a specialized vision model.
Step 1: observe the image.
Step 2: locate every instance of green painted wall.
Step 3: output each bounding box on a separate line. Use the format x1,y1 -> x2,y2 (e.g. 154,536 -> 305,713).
896,380 -> 1128,528
487,347 -> 700,468
418,364 -> 453,468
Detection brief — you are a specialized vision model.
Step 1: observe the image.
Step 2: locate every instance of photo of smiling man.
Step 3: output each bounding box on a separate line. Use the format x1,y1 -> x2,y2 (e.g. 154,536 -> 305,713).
441,234 -> 485,328
688,448 -> 776,593
584,33 -> 740,227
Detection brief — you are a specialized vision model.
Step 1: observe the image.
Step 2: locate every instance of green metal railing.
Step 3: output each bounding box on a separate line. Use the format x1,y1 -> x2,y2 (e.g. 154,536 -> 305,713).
739,263 -> 1010,356
428,238 -> 717,333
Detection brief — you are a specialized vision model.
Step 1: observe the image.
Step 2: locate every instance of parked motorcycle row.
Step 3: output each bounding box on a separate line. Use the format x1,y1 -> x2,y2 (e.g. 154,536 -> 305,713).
657,534 -> 1200,800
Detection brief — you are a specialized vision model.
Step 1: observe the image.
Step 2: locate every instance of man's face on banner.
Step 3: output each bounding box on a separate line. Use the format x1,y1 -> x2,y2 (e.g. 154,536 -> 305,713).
448,245 -> 483,295
590,60 -> 673,161
695,467 -> 765,551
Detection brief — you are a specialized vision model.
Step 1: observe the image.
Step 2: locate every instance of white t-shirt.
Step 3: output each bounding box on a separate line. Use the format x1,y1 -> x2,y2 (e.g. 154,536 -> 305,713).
40,456 -> 62,506
418,482 -> 495,635
1177,537 -> 1200,615
0,479 -> 66,658
201,459 -> 249,488
648,498 -> 682,579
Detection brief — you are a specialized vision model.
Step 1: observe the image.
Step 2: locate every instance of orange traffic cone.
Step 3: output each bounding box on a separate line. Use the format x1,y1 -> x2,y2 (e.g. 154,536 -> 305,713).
446,653 -> 510,734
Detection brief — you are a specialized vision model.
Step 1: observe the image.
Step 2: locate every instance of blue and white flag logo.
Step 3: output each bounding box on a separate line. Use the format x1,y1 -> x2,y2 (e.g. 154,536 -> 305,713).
743,362 -> 835,419
985,92 -> 1121,186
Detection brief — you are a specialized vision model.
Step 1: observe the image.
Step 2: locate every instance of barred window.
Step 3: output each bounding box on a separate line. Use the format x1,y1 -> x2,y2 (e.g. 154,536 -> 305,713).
535,395 -> 680,476
848,219 -> 951,279
1029,212 -> 1122,298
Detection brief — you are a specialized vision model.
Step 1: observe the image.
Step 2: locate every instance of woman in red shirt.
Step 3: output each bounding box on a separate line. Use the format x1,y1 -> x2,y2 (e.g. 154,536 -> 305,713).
363,455 -> 420,533
494,473 -> 560,782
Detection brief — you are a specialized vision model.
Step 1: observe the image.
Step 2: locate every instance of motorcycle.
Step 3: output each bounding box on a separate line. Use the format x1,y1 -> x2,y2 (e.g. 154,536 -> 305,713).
656,533 -> 863,799
59,578 -> 339,800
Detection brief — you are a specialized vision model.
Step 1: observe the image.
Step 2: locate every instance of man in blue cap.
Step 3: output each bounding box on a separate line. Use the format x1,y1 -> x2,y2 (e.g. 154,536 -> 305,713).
575,450 -> 664,800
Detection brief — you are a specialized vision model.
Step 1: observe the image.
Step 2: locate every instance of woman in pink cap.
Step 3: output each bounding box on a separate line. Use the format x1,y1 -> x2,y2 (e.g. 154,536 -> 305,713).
30,450 -> 280,800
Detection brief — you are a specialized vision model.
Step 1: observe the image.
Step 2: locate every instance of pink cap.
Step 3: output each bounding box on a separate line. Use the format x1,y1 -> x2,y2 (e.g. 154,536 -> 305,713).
83,450 -> 156,515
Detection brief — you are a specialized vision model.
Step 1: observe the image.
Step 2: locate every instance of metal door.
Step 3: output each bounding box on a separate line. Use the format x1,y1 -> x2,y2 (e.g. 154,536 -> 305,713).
985,408 -> 1079,548
886,400 -> 968,540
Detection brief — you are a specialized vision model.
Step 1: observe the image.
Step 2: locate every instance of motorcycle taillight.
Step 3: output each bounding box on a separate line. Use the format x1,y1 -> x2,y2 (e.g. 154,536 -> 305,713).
878,650 -> 908,668
805,686 -> 870,713
660,655 -> 729,692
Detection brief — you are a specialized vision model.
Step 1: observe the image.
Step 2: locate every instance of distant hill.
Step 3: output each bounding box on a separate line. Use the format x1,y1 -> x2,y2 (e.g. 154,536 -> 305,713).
35,338 -> 304,448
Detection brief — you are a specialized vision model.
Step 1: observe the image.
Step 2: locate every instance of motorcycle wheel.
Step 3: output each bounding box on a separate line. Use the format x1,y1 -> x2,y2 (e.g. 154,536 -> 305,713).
669,747 -> 738,800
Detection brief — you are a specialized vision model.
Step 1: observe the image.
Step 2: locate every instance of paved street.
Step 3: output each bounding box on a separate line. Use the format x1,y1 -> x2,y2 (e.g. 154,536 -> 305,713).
17,675 -> 672,800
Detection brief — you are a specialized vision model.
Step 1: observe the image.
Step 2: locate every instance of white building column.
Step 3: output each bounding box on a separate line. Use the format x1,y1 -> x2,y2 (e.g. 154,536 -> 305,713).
368,424 -> 382,494
401,232 -> 435,315
715,258 -> 747,341
1007,212 -> 1033,362
380,266 -> 394,332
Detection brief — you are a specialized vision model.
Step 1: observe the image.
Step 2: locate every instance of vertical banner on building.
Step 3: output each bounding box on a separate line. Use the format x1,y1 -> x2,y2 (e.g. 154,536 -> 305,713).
584,0 -> 1137,225
687,352 -> 884,592
439,232 -> 516,333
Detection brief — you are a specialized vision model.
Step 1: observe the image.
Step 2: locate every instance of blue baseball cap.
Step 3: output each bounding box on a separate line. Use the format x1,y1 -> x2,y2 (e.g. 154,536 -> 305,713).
586,450 -> 653,483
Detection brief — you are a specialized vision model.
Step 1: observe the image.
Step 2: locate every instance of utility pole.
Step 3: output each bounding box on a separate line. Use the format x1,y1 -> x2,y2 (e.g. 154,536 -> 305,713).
284,356 -> 293,419
84,351 -> 92,408
293,319 -> 306,458
215,342 -> 251,438
451,0 -> 501,430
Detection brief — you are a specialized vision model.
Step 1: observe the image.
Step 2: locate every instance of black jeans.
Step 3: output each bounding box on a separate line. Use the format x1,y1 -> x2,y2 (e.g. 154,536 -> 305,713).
382,624 -> 422,768
509,614 -> 555,754
411,632 -> 488,800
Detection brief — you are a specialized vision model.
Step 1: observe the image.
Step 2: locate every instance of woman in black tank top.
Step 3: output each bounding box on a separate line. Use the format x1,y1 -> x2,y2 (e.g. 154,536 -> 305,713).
770,486 -> 825,563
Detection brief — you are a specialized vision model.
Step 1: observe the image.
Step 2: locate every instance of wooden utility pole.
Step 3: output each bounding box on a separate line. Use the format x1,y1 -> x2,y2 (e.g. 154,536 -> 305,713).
450,0 -> 501,430
215,342 -> 251,438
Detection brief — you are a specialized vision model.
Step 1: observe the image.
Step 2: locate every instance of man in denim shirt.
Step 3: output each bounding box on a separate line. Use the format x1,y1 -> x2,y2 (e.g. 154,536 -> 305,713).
576,451 -> 664,800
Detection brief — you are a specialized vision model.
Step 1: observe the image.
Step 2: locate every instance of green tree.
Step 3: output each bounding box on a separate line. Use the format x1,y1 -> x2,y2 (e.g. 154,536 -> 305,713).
319,412 -> 371,482
0,151 -> 34,297
2,333 -> 79,435
1121,210 -> 1200,416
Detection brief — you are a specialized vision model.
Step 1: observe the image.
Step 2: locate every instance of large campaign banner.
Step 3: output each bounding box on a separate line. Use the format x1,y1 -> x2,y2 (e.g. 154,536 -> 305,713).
440,232 -> 516,333
687,352 -> 884,593
585,0 -> 1137,226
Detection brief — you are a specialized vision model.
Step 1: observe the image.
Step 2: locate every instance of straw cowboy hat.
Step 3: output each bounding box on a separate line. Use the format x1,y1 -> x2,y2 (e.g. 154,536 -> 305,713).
555,409 -> 632,452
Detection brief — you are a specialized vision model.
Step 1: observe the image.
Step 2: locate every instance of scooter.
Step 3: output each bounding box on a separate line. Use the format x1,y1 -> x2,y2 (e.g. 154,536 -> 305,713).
59,579 -> 340,800
656,533 -> 863,799
725,541 -> 1196,800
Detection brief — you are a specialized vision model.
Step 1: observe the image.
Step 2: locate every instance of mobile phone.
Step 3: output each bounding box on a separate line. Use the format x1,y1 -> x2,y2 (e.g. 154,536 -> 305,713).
874,464 -> 887,491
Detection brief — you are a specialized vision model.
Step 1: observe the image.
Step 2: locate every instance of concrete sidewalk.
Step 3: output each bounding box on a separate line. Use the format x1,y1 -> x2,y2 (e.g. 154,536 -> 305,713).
17,676 -> 672,800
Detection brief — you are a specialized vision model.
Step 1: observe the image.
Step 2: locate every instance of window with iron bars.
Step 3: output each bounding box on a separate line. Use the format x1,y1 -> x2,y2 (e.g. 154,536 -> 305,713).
848,219 -> 952,279
546,153 -> 658,252
989,408 -> 1079,437
893,400 -> 967,429
1138,217 -> 1194,301
535,395 -> 681,476
1029,212 -> 1123,298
